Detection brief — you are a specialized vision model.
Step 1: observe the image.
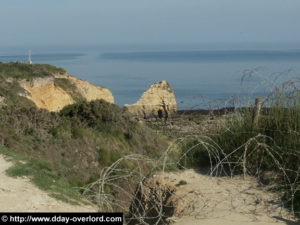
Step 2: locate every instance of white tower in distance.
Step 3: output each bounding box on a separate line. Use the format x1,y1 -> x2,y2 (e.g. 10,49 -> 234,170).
28,50 -> 32,64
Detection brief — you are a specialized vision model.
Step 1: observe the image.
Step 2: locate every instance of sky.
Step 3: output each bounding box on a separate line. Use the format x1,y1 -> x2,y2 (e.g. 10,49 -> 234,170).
0,0 -> 300,50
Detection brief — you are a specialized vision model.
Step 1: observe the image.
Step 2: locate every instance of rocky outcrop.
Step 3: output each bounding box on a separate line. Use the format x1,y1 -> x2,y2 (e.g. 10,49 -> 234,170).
18,73 -> 175,115
19,73 -> 114,112
19,77 -> 74,112
54,74 -> 114,103
125,81 -> 177,119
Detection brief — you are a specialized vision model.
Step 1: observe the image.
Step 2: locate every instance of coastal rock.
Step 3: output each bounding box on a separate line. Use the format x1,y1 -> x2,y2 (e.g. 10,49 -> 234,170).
125,80 -> 177,118
54,73 -> 114,103
19,73 -> 114,112
19,77 -> 74,112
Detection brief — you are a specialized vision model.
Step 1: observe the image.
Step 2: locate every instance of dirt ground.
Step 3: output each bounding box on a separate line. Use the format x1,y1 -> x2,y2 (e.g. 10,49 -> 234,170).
0,154 -> 97,212
1,153 -> 299,224
159,169 -> 299,225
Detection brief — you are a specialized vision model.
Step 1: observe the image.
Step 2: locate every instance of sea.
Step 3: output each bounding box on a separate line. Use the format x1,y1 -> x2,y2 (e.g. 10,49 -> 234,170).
1,46 -> 300,110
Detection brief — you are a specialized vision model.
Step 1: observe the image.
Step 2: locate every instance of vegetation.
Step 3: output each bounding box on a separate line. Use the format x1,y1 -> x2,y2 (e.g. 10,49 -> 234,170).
0,62 -> 168,205
0,62 -> 65,80
0,146 -> 84,205
54,78 -> 85,102
179,80 -> 300,219
0,62 -> 66,108
0,62 -> 298,221
0,99 -> 166,185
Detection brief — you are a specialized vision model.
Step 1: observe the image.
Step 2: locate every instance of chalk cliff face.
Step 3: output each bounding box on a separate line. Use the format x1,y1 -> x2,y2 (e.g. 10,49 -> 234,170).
125,80 -> 177,118
19,73 -> 114,112
18,73 -> 176,116
19,77 -> 74,112
54,74 -> 114,103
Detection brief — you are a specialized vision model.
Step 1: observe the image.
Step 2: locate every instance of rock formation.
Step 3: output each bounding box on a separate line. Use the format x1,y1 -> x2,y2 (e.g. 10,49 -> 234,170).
54,73 -> 114,103
17,73 -> 175,116
19,77 -> 74,112
125,80 -> 177,119
19,73 -> 114,112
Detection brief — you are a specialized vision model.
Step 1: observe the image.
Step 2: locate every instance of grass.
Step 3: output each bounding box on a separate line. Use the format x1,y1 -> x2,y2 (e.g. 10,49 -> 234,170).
0,61 -> 171,217
178,79 -> 300,219
0,62 -> 65,80
54,78 -> 85,102
0,99 -> 168,208
0,62 -> 66,109
0,146 -> 85,205
3,61 -> 297,221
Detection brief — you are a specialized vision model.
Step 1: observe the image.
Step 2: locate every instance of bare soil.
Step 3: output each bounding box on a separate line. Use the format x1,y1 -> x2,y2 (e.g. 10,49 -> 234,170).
160,170 -> 298,225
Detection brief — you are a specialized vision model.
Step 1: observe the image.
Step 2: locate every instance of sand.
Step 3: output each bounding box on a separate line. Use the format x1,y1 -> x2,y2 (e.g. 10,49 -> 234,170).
161,169 -> 298,225
0,154 -> 299,224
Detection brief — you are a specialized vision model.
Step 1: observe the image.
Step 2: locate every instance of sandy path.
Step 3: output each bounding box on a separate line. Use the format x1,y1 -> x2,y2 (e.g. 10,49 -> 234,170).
159,170 -> 298,225
0,154 -> 97,212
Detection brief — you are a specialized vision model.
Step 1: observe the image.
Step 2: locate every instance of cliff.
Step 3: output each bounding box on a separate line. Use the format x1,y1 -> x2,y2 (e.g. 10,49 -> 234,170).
125,80 -> 177,118
54,73 -> 114,103
0,63 -> 177,117
19,73 -> 114,112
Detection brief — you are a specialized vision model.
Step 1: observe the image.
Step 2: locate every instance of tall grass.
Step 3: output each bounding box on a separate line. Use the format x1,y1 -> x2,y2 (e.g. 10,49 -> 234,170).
180,77 -> 300,219
81,77 -> 300,223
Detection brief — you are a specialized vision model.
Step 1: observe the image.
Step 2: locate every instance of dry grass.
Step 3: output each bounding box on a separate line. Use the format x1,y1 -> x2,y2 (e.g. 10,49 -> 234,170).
81,72 -> 300,224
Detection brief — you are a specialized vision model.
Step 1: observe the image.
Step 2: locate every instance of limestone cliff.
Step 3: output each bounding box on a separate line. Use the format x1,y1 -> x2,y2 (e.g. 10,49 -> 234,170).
19,73 -> 114,112
19,77 -> 74,112
54,74 -> 114,103
125,80 -> 177,118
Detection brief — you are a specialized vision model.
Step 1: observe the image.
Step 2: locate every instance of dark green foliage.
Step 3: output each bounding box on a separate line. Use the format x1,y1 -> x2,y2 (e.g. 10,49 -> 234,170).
59,100 -> 138,137
179,138 -> 213,168
0,62 -> 168,205
0,99 -> 167,200
60,99 -> 125,125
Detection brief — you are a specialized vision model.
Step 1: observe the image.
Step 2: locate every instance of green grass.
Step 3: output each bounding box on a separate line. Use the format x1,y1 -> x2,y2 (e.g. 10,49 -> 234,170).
0,62 -> 65,80
0,146 -> 85,205
0,62 -> 171,212
0,99 -> 168,209
0,62 -> 66,109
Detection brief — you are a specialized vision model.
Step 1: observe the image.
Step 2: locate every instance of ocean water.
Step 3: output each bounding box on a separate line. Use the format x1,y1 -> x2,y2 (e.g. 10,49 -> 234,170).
1,48 -> 300,109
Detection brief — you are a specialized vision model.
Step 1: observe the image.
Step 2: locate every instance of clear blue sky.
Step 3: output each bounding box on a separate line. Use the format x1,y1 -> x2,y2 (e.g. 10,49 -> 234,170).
1,0 -> 300,49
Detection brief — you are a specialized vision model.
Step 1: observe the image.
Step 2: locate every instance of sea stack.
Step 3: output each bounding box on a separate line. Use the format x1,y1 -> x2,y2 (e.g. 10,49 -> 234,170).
125,80 -> 177,119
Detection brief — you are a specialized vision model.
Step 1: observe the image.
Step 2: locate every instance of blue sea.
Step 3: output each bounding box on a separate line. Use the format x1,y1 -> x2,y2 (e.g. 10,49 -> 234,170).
1,47 -> 300,109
